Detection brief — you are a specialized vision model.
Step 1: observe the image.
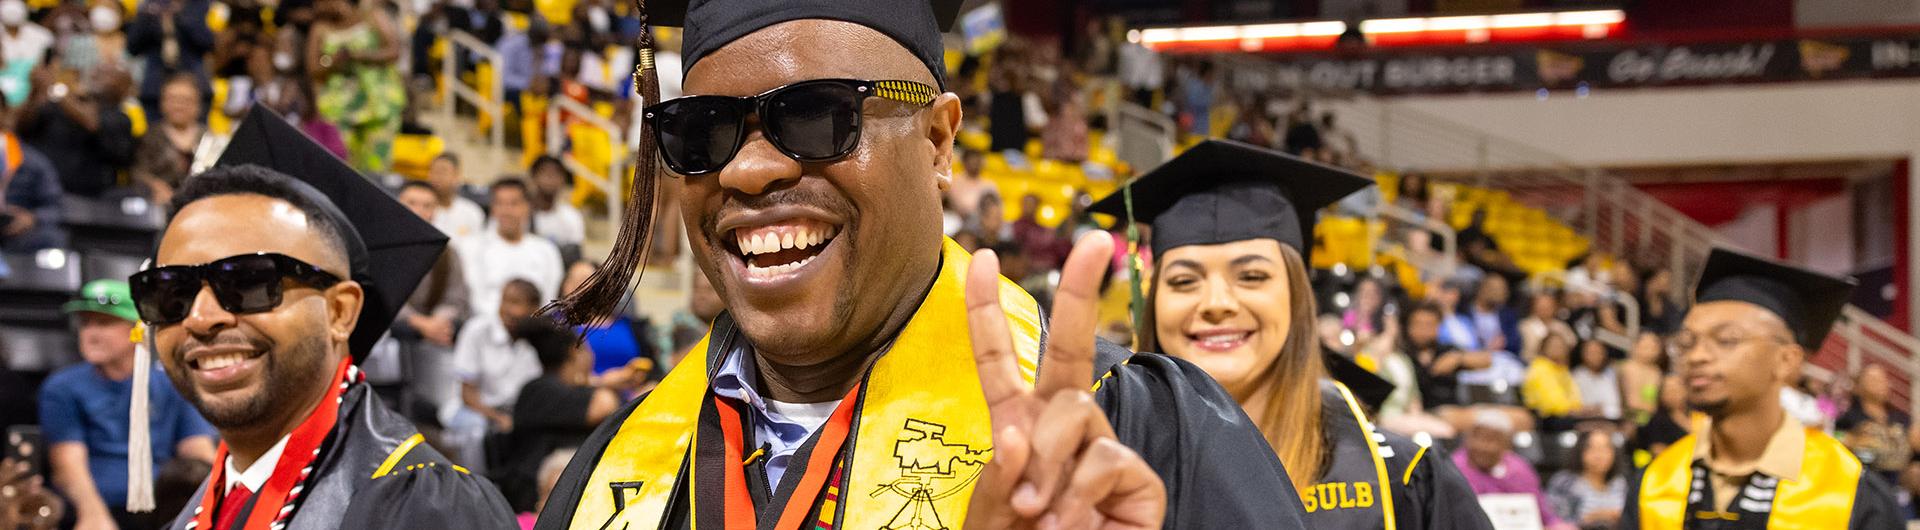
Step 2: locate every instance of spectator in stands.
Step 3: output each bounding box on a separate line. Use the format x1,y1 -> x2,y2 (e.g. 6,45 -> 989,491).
1174,60 -> 1215,138
1402,302 -> 1472,415
1638,267 -> 1684,335
1457,208 -> 1526,281
945,148 -> 996,223
1518,289 -> 1574,362
1565,253 -> 1611,297
1546,429 -> 1626,530
1115,24 -> 1162,106
132,74 -> 211,203
1393,172 -> 1430,216
984,57 -> 1038,153
1281,100 -> 1322,156
0,454 -> 65,530
308,0 -> 405,173
207,8 -> 270,124
1633,374 -> 1691,458
1523,330 -> 1582,424
1432,278 -> 1480,349
1039,76 -> 1088,163
461,178 -> 563,318
1836,363 -> 1917,484
968,192 -> 1010,248
0,101 -> 67,252
127,0 -> 212,114
1466,274 -> 1523,358
528,155 -> 584,248
261,74 -> 350,159
500,317 -> 640,511
0,0 -> 54,70
1342,276 -> 1390,350
1320,112 -> 1357,166
1376,302 -> 1458,439
64,2 -> 130,76
40,279 -> 216,529
1455,409 -> 1577,530
394,180 -> 471,409
448,278 -> 544,468
1010,193 -> 1066,271
662,266 -> 723,368
1619,332 -> 1665,424
1572,338 -> 1622,421
559,260 -> 654,376
19,64 -> 135,199
410,0 -> 504,85
428,152 -> 487,239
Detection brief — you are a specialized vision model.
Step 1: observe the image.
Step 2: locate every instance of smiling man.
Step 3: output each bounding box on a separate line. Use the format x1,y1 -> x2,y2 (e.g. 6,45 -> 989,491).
537,0 -> 1305,528
1622,248 -> 1899,529
135,108 -> 515,529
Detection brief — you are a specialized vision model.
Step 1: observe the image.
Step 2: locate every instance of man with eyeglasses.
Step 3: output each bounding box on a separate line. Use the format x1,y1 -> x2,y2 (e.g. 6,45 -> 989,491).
1623,248 -> 1900,529
536,0 -> 1305,528
128,107 -> 516,529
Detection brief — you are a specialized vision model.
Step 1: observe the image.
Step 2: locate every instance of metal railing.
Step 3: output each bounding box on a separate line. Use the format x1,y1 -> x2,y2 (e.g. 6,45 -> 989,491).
1110,102 -> 1176,174
1372,201 -> 1459,282
441,31 -> 506,154
544,97 -> 628,225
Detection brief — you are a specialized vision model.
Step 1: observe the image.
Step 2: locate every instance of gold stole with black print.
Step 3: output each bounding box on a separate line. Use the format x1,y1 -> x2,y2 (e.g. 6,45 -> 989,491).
569,239 -> 1042,530
1636,430 -> 1862,530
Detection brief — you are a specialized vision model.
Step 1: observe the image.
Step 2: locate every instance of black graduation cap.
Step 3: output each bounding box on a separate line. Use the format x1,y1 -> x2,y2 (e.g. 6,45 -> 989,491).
1693,247 -> 1857,351
644,0 -> 964,89
1325,352 -> 1396,412
214,106 -> 450,362
1088,139 -> 1374,261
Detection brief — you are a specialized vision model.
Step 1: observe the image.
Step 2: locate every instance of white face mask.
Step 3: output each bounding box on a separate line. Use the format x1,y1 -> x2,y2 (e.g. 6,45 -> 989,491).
272,51 -> 294,71
89,6 -> 118,32
586,7 -> 609,33
0,1 -> 28,27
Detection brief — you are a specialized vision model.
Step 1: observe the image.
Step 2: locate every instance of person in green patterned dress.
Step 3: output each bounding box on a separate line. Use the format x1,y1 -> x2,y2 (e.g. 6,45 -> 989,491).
307,0 -> 404,174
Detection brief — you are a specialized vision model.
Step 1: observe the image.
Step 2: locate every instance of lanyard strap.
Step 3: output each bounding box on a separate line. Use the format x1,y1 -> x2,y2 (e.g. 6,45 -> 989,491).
192,358 -> 355,530
695,382 -> 862,530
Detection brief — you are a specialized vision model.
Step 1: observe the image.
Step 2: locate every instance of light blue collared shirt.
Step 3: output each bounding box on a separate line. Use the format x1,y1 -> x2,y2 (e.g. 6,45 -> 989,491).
709,346 -> 842,488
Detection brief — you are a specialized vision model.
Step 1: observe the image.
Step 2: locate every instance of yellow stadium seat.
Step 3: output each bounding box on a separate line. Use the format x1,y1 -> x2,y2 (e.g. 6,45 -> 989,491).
536,0 -> 578,26
391,134 -> 445,180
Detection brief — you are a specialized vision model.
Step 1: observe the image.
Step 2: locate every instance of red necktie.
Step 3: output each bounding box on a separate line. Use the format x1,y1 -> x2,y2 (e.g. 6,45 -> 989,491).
214,484 -> 255,530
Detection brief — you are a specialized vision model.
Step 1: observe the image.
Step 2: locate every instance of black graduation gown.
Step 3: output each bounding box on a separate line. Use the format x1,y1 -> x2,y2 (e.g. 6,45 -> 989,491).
165,382 -> 518,530
1305,384 -> 1495,530
535,315 -> 1309,529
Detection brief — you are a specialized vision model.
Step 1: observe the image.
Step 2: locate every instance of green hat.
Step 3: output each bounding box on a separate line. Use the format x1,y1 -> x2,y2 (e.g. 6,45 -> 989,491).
63,279 -> 139,323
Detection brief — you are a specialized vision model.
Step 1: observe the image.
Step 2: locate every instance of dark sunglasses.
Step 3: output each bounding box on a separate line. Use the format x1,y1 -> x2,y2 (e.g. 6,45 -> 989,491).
644,78 -> 938,176
130,253 -> 343,324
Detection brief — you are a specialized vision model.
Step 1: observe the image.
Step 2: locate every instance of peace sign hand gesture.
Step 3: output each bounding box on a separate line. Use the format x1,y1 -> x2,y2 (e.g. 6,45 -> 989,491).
963,233 -> 1165,530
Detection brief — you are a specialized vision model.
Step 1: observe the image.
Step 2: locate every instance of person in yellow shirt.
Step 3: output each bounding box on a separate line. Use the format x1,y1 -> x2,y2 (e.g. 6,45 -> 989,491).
1522,328 -> 1581,420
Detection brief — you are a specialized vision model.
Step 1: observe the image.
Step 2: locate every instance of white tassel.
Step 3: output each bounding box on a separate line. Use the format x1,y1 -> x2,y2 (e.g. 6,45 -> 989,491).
126,323 -> 156,513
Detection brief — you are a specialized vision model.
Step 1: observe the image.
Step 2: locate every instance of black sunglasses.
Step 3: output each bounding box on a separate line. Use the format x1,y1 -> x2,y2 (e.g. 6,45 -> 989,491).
130,253 -> 343,325
644,78 -> 938,176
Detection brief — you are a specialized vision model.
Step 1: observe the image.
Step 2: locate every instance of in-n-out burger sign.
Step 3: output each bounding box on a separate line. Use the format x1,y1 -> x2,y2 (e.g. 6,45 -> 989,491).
1217,31 -> 1920,95
1606,44 -> 1776,83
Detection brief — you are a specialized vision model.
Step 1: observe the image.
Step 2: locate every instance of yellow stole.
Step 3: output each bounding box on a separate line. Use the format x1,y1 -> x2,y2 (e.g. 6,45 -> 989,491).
570,239 -> 1042,529
1636,428 -> 1862,529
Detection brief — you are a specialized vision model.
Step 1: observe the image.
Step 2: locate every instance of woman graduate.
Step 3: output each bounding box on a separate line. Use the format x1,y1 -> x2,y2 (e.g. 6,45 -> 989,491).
1090,139 -> 1495,530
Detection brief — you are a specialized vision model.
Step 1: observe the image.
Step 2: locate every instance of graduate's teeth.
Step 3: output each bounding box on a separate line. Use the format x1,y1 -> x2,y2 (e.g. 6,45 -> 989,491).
197,352 -> 248,370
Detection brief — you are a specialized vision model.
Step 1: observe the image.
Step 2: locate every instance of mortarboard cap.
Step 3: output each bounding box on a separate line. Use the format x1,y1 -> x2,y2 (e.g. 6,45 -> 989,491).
214,105 -> 450,362
1088,139 -> 1373,261
644,0 -> 964,89
1693,247 -> 1857,351
1325,352 -> 1396,412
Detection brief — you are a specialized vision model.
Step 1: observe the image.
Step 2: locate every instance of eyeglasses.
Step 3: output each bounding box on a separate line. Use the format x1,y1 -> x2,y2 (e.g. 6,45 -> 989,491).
130,253 -> 343,324
644,78 -> 938,176
1665,327 -> 1792,360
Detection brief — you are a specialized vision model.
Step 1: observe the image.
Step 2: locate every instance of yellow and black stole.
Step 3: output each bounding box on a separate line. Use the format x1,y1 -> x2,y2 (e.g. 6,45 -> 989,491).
569,239 -> 1042,529
1635,428 -> 1862,529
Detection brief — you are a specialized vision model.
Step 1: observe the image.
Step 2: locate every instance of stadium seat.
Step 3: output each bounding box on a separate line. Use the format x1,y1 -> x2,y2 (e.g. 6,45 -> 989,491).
81,252 -> 147,286
392,134 -> 447,180
0,324 -> 77,373
59,193 -> 164,258
0,249 -> 84,325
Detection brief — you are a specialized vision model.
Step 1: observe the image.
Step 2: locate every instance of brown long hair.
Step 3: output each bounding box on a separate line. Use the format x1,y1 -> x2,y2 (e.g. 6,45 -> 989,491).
1137,244 -> 1327,491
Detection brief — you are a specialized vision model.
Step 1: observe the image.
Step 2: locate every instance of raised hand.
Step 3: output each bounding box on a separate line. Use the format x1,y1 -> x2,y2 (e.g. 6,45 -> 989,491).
963,233 -> 1164,529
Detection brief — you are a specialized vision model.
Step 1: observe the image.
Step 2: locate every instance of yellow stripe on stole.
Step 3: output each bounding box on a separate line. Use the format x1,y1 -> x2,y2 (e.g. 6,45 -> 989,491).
1332,382 -> 1397,530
